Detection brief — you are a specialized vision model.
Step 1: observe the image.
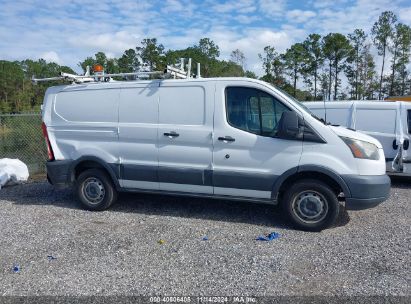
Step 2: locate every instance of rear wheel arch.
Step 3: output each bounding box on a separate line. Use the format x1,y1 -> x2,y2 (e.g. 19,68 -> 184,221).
70,157 -> 120,189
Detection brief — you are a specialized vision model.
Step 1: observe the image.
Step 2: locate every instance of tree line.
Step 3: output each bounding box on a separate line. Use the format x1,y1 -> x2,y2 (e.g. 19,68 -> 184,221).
259,11 -> 411,101
0,11 -> 410,113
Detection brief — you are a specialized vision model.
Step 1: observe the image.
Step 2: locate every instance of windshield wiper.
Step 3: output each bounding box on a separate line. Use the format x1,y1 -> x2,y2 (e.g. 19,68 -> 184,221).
311,113 -> 327,125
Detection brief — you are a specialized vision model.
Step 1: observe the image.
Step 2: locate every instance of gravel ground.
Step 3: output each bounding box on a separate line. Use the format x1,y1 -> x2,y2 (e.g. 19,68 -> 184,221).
0,177 -> 410,298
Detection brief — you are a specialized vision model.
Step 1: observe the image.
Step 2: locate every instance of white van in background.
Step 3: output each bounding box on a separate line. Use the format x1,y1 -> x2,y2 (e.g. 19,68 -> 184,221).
305,101 -> 411,176
41,77 -> 390,231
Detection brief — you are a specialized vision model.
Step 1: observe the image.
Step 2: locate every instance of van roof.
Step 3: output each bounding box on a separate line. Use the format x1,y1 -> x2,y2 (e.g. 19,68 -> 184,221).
304,100 -> 411,108
48,77 -> 269,92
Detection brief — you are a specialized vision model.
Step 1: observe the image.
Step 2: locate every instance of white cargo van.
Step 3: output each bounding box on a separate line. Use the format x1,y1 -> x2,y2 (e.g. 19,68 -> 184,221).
304,101 -> 411,176
41,77 -> 390,231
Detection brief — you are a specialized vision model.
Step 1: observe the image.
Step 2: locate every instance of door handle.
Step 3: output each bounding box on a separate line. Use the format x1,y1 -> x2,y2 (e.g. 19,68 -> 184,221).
393,139 -> 398,150
404,139 -> 409,150
164,131 -> 179,138
218,136 -> 235,142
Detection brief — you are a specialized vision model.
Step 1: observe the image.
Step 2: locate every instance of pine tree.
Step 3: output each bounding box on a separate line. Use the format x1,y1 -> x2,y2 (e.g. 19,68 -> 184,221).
371,11 -> 397,99
283,43 -> 306,97
348,29 -> 367,99
322,33 -> 352,100
303,34 -> 323,100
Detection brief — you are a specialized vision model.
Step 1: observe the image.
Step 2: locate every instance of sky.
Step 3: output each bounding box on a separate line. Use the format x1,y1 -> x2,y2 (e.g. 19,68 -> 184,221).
0,0 -> 410,76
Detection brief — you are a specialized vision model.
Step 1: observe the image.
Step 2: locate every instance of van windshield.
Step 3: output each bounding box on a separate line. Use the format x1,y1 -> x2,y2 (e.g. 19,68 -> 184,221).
268,84 -> 327,124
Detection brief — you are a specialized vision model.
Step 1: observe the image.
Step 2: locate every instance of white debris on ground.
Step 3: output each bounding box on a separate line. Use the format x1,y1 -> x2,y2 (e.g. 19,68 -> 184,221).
0,158 -> 29,189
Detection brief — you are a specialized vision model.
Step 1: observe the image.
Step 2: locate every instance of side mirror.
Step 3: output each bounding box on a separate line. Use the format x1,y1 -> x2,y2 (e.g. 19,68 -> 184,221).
277,111 -> 301,139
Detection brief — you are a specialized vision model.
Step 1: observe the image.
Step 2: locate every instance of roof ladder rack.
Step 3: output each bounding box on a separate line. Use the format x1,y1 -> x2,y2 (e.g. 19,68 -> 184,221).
31,58 -> 201,84
166,58 -> 201,79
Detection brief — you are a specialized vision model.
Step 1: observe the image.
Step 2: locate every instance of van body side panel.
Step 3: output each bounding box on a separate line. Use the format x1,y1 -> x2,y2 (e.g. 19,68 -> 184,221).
50,88 -> 119,165
157,83 -> 214,194
118,83 -> 160,190
212,81 -> 303,199
299,141 -> 359,175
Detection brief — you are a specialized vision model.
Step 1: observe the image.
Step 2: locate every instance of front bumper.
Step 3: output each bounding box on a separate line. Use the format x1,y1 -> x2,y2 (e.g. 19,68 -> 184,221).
342,174 -> 391,210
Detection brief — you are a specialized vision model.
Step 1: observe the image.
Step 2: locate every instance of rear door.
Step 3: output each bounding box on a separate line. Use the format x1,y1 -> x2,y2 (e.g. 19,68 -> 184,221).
354,104 -> 398,162
212,82 -> 303,199
157,81 -> 214,194
402,105 -> 411,168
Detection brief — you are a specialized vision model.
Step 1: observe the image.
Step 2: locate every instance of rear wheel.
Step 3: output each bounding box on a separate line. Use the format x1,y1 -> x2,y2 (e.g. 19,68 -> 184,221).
76,169 -> 117,211
282,179 -> 339,231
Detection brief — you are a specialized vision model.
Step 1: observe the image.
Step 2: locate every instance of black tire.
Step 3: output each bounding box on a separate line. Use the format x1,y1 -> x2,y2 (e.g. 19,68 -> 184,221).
282,179 -> 339,231
76,169 -> 117,211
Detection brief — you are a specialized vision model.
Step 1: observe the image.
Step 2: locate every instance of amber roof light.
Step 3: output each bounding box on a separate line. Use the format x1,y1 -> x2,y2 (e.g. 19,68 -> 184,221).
93,64 -> 104,73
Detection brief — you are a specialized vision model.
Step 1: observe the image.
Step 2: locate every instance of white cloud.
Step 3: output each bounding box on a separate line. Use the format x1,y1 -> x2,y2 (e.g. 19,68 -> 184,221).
163,0 -> 184,12
398,7 -> 411,24
40,51 -> 61,64
286,10 -> 316,23
206,27 -> 293,74
258,0 -> 287,18
236,15 -> 259,24
308,0 -> 402,34
161,0 -> 197,16
311,0 -> 349,9
68,31 -> 138,54
213,0 -> 256,14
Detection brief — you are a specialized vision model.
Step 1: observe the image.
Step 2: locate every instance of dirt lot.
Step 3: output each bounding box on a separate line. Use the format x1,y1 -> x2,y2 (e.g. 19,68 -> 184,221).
0,177 -> 410,300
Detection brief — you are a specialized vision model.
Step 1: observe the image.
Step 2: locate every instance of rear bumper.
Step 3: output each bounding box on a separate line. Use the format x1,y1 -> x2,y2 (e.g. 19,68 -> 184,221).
46,160 -> 72,188
342,174 -> 391,210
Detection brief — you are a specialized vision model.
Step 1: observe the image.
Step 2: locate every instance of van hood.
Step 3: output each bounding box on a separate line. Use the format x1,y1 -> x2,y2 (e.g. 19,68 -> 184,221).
328,126 -> 383,149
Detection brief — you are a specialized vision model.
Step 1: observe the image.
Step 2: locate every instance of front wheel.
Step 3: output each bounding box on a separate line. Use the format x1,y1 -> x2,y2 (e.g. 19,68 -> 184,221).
282,179 -> 339,231
76,169 -> 117,211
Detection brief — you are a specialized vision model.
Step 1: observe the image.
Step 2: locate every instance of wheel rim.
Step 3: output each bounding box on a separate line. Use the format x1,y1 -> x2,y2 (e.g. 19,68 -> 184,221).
292,190 -> 328,224
82,177 -> 105,204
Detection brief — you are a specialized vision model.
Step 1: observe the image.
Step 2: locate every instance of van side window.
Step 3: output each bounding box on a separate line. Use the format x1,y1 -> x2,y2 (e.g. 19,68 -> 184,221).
408,110 -> 411,134
159,86 -> 205,125
225,87 -> 290,137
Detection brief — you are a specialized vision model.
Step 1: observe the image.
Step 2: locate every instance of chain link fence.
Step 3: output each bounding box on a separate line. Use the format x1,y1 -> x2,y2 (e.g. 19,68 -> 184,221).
0,113 -> 47,177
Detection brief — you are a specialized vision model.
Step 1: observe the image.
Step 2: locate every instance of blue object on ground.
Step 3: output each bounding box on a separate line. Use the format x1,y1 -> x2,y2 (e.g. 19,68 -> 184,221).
256,232 -> 280,241
47,255 -> 57,261
13,265 -> 20,273
202,236 -> 209,241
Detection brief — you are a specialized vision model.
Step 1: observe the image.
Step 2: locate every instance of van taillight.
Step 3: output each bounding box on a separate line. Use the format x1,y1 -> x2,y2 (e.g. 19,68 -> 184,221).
41,122 -> 55,161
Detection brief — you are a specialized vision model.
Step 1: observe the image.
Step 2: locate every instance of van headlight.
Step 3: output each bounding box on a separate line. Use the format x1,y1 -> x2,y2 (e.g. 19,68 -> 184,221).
340,137 -> 380,160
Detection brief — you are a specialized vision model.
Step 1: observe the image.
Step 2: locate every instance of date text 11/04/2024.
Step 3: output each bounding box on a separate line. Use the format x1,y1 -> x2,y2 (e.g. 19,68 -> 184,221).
149,296 -> 257,303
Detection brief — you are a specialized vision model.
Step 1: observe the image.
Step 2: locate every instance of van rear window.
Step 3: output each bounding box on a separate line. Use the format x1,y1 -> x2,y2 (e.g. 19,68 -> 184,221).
408,110 -> 411,134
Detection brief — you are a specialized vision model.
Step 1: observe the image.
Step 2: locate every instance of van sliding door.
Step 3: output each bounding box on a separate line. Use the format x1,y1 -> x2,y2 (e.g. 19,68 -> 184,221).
118,83 -> 160,190
157,83 -> 214,194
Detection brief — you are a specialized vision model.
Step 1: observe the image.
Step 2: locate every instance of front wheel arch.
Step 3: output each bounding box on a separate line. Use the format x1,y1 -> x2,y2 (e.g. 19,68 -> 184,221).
272,166 -> 351,201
